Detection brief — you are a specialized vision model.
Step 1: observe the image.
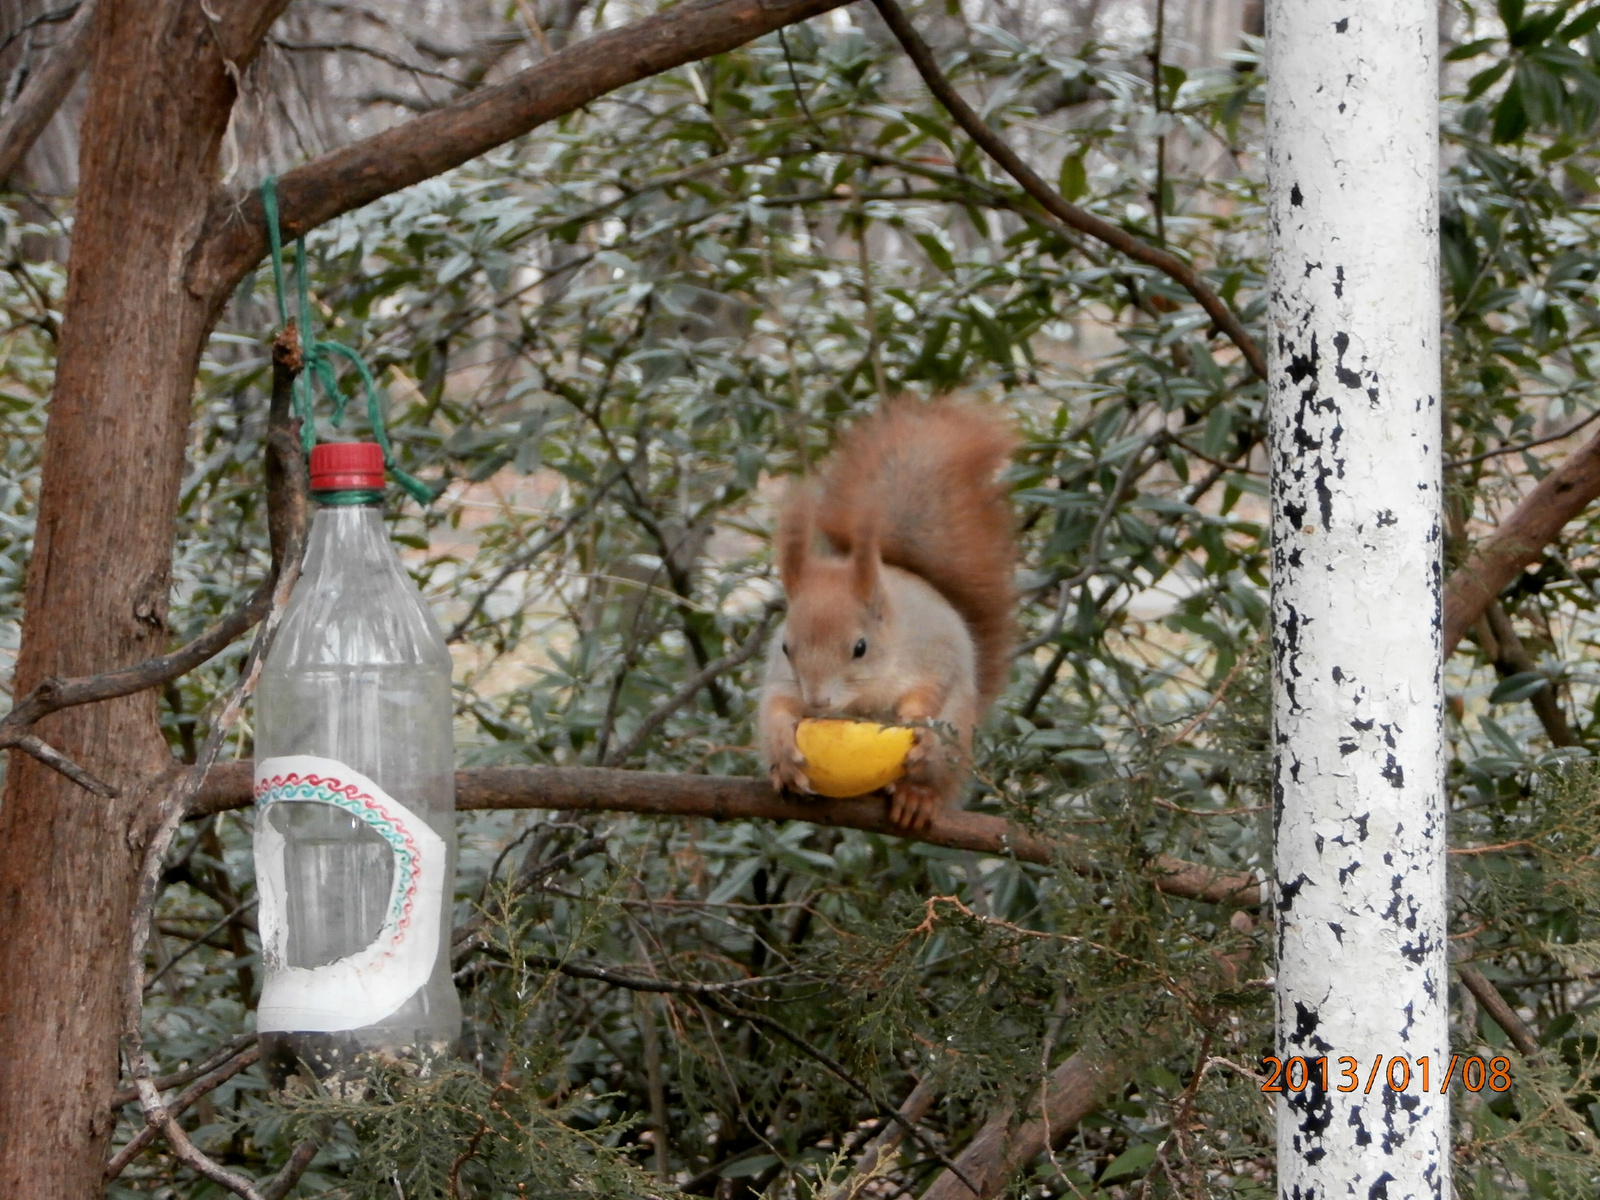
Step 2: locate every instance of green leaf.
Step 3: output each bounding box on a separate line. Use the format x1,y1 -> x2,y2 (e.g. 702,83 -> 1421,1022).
1492,79 -> 1530,142
1059,154 -> 1088,202
708,856 -> 764,904
1561,7 -> 1600,39
1489,671 -> 1550,704
1465,59 -> 1512,101
914,232 -> 955,273
1446,37 -> 1500,61
721,1154 -> 779,1178
1514,6 -> 1572,48
1499,0 -> 1527,36
1099,1142 -> 1157,1184
1479,716 -> 1527,758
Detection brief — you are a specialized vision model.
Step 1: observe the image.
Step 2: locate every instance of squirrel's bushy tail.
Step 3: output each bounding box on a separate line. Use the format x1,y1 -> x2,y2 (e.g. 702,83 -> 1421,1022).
810,397 -> 1018,705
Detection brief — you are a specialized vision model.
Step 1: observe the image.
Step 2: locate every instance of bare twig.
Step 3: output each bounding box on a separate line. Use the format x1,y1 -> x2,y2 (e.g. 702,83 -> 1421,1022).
144,896 -> 257,991
527,954 -> 785,995
704,995 -> 981,1198
111,1032 -> 259,1107
271,37 -> 470,86
122,771 -> 267,1200
868,0 -> 1266,381
105,1044 -> 262,1178
445,467 -> 623,642
602,601 -> 780,766
451,833 -> 610,962
1479,601 -> 1577,747
6,730 -> 115,795
1017,431 -> 1162,654
262,1137 -> 322,1200
1446,407 -> 1600,469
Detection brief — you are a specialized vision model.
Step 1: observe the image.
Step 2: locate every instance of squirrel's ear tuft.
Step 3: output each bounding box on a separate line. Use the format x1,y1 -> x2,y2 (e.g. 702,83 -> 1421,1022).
777,486 -> 812,589
850,510 -> 880,605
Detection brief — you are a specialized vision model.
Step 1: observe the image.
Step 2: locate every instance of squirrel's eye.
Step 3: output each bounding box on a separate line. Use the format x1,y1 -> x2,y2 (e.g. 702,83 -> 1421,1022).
853,638 -> 868,659
782,641 -> 790,657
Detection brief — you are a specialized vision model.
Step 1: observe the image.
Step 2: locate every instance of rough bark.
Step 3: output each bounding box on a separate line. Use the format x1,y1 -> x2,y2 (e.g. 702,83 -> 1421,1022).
0,2 -> 286,1193
193,761 -> 1266,907
1266,4 -> 1450,1197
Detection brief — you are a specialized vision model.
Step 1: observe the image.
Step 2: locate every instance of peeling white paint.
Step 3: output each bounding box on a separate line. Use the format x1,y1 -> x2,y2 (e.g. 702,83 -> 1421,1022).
1266,4 -> 1449,1198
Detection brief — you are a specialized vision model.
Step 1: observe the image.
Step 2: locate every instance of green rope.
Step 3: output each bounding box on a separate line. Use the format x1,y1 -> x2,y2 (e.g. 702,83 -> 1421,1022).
261,177 -> 436,506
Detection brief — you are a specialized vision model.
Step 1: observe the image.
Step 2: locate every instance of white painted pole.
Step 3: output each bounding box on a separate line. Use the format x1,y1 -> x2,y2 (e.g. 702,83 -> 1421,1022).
1266,4 -> 1448,1198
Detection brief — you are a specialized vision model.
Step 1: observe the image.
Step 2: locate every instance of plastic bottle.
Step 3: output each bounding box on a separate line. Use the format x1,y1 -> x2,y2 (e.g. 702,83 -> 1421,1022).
253,441 -> 460,1091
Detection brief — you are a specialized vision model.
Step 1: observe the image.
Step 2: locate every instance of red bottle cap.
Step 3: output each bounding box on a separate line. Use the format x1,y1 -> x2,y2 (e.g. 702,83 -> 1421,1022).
309,442 -> 385,492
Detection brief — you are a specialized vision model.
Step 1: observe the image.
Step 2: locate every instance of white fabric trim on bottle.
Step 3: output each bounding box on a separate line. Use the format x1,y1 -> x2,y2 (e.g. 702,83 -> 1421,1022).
253,754 -> 445,1033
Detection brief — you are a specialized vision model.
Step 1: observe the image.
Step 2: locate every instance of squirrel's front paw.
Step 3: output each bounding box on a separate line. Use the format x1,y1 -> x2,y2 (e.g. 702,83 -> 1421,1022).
768,747 -> 813,796
903,724 -> 935,770
887,781 -> 941,831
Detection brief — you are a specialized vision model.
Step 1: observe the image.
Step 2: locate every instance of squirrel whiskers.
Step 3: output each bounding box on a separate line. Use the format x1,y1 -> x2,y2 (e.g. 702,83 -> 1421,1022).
758,397 -> 1018,830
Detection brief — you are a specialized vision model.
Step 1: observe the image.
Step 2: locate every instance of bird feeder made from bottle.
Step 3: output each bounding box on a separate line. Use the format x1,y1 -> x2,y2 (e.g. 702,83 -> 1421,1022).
253,442 -> 460,1088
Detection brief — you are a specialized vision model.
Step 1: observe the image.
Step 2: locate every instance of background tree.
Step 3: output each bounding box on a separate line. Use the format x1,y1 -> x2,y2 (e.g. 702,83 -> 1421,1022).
3,1 -> 1600,1197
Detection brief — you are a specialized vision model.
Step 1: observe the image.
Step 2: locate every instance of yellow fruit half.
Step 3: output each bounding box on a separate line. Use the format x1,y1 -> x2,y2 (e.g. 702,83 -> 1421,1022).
793,718 -> 915,798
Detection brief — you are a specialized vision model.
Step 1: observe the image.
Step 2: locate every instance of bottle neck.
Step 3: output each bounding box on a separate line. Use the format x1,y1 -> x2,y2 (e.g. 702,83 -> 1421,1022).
304,496 -> 389,563
313,489 -> 385,508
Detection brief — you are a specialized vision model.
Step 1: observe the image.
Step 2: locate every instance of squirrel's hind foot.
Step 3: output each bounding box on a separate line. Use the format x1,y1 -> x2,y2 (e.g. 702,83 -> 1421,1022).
887,781 -> 942,832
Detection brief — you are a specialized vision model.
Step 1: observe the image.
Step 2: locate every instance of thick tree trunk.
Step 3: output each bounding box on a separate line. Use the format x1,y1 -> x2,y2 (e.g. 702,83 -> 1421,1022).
0,3 -> 275,1192
1266,4 -> 1449,1198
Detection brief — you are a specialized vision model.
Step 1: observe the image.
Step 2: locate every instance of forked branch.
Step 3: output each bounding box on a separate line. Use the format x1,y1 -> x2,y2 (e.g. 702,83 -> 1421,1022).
0,326 -> 307,795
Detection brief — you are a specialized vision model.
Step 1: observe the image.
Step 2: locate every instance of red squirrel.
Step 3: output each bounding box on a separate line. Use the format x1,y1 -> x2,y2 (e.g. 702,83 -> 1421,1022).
758,397 -> 1018,830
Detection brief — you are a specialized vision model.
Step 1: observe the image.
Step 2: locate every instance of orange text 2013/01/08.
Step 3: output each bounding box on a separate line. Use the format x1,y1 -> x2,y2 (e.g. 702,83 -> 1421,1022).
1259,1054 -> 1511,1095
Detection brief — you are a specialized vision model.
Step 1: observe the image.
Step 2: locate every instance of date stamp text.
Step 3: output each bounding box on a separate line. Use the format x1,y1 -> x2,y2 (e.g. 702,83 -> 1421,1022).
1260,1055 -> 1511,1095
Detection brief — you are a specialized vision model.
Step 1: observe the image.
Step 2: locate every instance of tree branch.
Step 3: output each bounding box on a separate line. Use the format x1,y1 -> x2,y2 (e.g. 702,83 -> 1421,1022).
260,1137 -> 321,1200
1478,602 -> 1577,747
186,0 -> 855,300
6,731 -> 114,796
710,995 -> 982,1198
1443,427 -> 1600,655
1456,963 -> 1539,1058
110,1033 -> 259,1108
867,0 -> 1266,381
104,1044 -> 262,1179
192,762 -> 1262,907
0,0 -> 94,183
829,1079 -> 936,1199
0,326 -> 306,788
920,1053 -> 1117,1200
